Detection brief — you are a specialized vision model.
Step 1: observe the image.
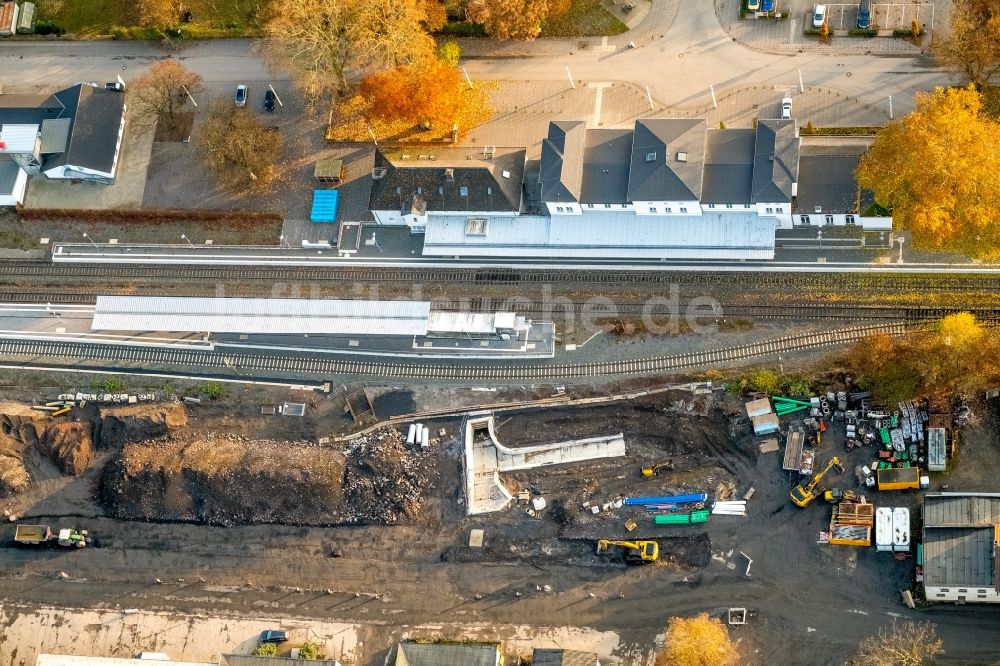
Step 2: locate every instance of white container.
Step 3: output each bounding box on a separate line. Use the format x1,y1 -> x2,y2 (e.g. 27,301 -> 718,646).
421,428 -> 430,448
414,423 -> 424,442
875,507 -> 893,552
920,475 -> 930,489
532,497 -> 546,511
892,507 -> 910,552
406,424 -> 417,445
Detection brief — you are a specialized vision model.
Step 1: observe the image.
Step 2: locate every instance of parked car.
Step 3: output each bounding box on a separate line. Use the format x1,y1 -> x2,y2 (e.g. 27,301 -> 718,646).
857,0 -> 871,28
259,630 -> 288,644
812,3 -> 827,27
747,0 -> 760,11
264,89 -> 276,112
761,0 -> 774,11
234,84 -> 248,108
781,97 -> 792,119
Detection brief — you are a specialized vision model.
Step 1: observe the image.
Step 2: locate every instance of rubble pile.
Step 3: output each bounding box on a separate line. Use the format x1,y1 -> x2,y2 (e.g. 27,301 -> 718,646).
41,421 -> 94,476
102,433 -> 346,526
343,428 -> 432,523
99,403 -> 188,447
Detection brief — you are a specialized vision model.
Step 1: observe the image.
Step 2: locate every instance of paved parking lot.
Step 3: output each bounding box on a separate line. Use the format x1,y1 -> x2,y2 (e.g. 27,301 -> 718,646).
716,0 -> 942,54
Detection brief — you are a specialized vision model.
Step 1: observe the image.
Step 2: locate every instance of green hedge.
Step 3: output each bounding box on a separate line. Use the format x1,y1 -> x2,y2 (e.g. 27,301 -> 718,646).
800,126 -> 882,136
892,28 -> 918,37
440,21 -> 487,37
803,27 -> 821,35
34,19 -> 66,35
848,28 -> 878,37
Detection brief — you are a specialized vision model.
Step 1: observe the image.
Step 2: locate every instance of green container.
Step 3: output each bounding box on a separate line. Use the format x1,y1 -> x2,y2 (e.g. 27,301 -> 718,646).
654,510 -> 711,525
880,428 -> 891,445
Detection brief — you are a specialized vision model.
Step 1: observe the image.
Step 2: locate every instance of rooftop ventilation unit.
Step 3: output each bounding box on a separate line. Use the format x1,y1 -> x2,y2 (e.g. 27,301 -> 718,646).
814,206 -> 822,213
371,167 -> 387,180
459,186 -> 469,196
676,151 -> 688,162
645,151 -> 657,162
484,145 -> 496,159
502,170 -> 511,179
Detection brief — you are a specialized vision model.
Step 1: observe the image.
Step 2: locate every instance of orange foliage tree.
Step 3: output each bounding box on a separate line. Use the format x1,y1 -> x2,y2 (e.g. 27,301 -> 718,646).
359,57 -> 491,132
655,613 -> 739,666
466,0 -> 550,39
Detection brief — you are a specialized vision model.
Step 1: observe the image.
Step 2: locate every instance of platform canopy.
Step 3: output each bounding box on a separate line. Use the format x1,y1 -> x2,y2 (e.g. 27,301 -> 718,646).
92,295 -> 432,336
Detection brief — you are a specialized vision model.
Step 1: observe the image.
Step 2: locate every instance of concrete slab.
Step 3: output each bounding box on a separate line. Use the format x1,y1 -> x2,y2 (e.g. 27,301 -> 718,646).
469,528 -> 485,548
464,414 -> 626,515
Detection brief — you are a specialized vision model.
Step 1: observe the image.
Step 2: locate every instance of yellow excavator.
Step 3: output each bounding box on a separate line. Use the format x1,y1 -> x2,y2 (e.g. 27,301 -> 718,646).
596,539 -> 659,564
641,461 -> 675,477
790,456 -> 844,508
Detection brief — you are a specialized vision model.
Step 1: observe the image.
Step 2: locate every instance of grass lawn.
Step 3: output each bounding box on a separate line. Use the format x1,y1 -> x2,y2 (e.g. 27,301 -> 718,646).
33,0 -> 261,35
540,0 -> 628,37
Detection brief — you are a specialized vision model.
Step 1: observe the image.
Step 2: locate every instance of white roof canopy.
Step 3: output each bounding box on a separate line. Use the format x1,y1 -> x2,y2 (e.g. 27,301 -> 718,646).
92,296 -> 432,336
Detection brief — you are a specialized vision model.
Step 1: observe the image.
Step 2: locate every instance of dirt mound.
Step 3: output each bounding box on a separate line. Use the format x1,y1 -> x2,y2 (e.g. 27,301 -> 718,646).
101,433 -> 346,526
342,428 -> 434,523
0,431 -> 29,496
99,403 -> 187,447
41,421 -> 94,476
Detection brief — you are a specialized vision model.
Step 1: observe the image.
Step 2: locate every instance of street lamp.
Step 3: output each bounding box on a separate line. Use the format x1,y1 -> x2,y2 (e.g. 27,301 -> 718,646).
82,232 -> 99,250
896,236 -> 905,264
181,234 -> 195,249
279,234 -> 289,249
816,230 -> 823,252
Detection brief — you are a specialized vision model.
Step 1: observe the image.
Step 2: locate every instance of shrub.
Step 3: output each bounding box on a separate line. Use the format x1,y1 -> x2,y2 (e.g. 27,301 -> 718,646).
438,41 -> 461,66
803,120 -> 816,134
297,643 -> 324,660
848,28 -> 878,36
34,19 -> 66,35
440,20 -> 487,37
91,377 -> 125,393
803,27 -> 821,35
202,382 -> 224,400
740,369 -> 781,395
253,644 -> 278,657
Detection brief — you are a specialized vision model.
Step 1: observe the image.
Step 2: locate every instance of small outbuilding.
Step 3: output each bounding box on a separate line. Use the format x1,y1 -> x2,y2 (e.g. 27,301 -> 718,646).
15,1 -> 33,32
0,1 -> 19,35
314,157 -> 346,184
393,641 -> 502,666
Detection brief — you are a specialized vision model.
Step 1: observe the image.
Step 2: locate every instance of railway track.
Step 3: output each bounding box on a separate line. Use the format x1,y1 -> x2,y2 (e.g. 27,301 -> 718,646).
7,260 -> 1000,290
0,323 -> 907,381
1,291 -> 996,322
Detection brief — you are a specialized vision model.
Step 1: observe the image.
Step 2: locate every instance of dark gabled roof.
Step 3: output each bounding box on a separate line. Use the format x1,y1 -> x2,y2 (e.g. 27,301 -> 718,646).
796,144 -> 872,214
0,155 -> 20,195
395,642 -> 500,666
701,129 -> 755,205
579,128 -> 632,204
627,119 -> 705,201
751,119 -> 799,204
0,92 -> 68,125
539,120 -> 587,203
44,84 -> 126,173
532,648 -> 601,666
369,147 -> 525,213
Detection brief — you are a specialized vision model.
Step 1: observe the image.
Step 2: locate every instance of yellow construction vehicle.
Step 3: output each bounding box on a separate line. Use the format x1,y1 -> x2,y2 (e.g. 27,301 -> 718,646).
596,539 -> 659,564
824,488 -> 858,504
641,461 -> 675,477
790,456 -> 844,508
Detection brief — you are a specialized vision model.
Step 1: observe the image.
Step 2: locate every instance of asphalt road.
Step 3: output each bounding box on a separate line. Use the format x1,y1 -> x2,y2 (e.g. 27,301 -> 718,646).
0,3 -> 954,117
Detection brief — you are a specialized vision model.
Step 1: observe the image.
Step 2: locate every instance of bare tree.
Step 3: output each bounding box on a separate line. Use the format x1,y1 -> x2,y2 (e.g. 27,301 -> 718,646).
128,60 -> 203,134
197,98 -> 283,190
851,620 -> 943,666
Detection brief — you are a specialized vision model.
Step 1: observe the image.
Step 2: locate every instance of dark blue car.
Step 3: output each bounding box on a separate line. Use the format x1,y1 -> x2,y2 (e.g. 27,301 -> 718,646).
762,0 -> 775,11
259,630 -> 288,644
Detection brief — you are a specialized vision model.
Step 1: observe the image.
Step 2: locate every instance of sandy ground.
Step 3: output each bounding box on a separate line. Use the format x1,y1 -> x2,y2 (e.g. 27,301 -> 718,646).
0,604 -> 624,666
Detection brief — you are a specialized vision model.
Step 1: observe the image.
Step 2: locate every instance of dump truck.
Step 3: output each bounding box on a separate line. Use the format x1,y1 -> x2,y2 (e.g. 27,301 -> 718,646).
14,524 -> 88,547
876,467 -> 920,491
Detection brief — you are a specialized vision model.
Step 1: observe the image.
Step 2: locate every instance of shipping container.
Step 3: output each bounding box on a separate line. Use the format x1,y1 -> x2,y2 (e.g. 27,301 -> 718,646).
875,507 -> 893,552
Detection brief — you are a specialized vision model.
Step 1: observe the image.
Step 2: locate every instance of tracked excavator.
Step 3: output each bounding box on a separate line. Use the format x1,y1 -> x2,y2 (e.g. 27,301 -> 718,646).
596,539 -> 659,564
790,456 -> 844,508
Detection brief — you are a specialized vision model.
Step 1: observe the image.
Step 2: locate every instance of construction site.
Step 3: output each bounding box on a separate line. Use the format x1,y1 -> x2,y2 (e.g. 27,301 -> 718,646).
1,368 -> 1000,666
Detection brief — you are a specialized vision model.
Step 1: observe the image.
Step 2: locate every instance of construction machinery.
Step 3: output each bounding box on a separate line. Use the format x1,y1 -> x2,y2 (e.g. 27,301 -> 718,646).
596,539 -> 659,564
641,461 -> 675,477
790,456 -> 843,508
824,488 -> 858,504
14,524 -> 88,547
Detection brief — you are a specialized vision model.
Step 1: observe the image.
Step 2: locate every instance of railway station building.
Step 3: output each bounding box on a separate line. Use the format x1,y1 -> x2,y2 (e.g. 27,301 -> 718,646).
365,116 -> 891,261
0,83 -> 127,205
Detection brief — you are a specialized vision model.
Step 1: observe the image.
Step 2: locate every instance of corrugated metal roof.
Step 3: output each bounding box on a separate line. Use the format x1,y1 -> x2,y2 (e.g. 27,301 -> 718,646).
924,527 -> 995,587
396,643 -> 500,666
427,311 -> 507,335
422,211 -> 775,260
92,295 -> 431,336
924,494 -> 1000,528
0,123 -> 38,153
